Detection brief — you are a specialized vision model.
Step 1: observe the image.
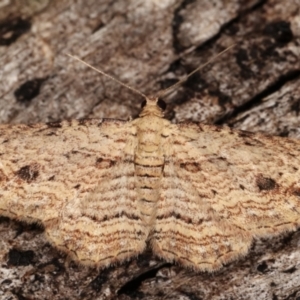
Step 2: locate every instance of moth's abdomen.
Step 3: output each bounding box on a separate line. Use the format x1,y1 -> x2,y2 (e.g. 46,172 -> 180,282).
135,159 -> 164,226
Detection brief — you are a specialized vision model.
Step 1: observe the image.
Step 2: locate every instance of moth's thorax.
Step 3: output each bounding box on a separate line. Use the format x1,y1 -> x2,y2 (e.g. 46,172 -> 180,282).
135,115 -> 165,163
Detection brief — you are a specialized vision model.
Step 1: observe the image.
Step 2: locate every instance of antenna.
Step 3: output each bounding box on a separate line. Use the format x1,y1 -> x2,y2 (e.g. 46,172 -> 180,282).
156,44 -> 236,99
67,44 -> 235,101
66,54 -> 148,100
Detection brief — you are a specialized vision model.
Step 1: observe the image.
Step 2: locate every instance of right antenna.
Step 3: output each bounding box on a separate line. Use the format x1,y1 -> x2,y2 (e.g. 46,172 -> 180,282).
156,44 -> 236,99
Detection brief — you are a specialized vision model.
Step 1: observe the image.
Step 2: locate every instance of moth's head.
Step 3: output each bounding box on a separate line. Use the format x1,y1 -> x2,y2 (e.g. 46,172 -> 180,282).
139,96 -> 166,117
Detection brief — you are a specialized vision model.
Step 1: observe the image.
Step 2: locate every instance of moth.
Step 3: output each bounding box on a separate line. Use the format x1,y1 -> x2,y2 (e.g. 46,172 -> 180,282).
0,50 -> 300,271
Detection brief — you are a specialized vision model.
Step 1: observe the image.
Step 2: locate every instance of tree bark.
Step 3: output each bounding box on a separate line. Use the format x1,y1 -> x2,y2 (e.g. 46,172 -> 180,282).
0,0 -> 300,299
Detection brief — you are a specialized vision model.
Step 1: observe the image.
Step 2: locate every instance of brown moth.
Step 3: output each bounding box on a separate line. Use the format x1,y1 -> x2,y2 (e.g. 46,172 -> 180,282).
0,50 -> 300,271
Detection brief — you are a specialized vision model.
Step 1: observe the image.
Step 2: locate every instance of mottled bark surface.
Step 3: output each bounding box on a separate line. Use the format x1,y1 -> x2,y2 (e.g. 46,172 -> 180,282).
0,0 -> 300,299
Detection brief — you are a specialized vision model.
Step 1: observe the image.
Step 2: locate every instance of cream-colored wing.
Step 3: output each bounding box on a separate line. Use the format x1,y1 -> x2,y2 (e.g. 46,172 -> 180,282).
152,123 -> 300,271
0,119 -> 147,267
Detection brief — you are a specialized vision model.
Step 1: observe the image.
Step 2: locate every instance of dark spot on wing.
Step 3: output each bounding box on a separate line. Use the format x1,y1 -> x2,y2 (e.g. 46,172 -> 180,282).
0,18 -> 31,46
96,158 -> 116,169
256,175 -> 277,191
291,187 -> 300,197
16,165 -> 39,183
179,162 -> 201,173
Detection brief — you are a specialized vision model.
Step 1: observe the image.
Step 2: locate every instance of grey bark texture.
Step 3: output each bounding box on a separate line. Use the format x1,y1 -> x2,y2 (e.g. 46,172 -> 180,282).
0,0 -> 300,299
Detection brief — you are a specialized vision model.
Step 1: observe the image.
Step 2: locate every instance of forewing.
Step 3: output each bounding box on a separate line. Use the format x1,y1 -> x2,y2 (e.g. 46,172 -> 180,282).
152,123 -> 300,271
0,119 -> 146,267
